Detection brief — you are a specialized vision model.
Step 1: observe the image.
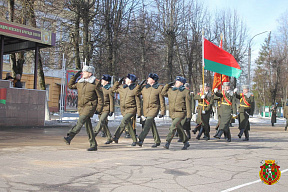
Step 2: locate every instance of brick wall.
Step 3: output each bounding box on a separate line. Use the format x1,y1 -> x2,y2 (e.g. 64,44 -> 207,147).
0,80 -> 45,127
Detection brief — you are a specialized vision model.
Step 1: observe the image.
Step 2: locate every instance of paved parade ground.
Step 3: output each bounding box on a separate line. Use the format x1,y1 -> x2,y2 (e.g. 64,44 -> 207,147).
0,118 -> 288,192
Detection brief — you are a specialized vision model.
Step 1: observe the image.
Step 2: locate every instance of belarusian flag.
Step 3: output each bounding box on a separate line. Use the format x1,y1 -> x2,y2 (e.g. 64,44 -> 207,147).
204,38 -> 242,78
0,88 -> 7,104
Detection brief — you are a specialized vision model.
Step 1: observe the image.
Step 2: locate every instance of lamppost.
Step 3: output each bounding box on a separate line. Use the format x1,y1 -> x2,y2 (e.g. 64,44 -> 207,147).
248,31 -> 269,87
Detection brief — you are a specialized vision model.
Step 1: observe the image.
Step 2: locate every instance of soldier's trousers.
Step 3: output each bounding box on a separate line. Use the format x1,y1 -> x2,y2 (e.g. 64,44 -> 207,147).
239,110 -> 250,131
201,113 -> 211,136
114,113 -> 137,142
286,118 -> 288,129
67,115 -> 97,147
94,112 -> 112,142
219,114 -> 232,136
138,116 -> 161,144
166,117 -> 188,143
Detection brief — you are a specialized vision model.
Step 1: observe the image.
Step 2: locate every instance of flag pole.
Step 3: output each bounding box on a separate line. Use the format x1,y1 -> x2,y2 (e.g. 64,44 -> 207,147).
220,33 -> 223,91
202,29 -> 205,111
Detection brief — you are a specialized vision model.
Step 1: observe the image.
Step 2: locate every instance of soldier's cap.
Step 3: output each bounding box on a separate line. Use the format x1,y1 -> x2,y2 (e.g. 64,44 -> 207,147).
127,73 -> 137,82
148,73 -> 159,82
82,65 -> 95,75
242,85 -> 249,89
6,76 -> 13,80
223,82 -> 230,86
101,74 -> 111,82
175,76 -> 186,84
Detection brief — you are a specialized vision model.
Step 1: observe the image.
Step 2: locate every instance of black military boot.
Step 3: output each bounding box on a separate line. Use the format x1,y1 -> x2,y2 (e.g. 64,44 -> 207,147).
87,146 -> 97,151
238,129 -> 245,138
151,143 -> 160,148
285,126 -> 287,131
192,124 -> 200,134
213,130 -> 219,137
104,140 -> 113,144
112,136 -> 119,143
137,139 -> 143,147
164,142 -> 170,149
214,130 -> 224,139
131,142 -> 137,146
196,127 -> 204,140
63,136 -> 72,145
204,133 -> 210,141
243,130 -> 249,141
182,141 -> 190,150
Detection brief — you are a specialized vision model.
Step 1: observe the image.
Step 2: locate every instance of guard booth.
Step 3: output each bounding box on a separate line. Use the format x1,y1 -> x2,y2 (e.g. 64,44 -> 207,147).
0,19 -> 55,127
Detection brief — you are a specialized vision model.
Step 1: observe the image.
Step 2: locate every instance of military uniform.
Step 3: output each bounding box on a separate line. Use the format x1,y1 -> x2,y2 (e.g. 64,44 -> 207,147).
111,74 -> 141,146
194,84 -> 214,140
214,82 -> 236,142
93,75 -> 114,144
161,76 -> 191,150
136,73 -> 165,147
235,85 -> 255,141
64,66 -> 104,151
271,104 -> 277,126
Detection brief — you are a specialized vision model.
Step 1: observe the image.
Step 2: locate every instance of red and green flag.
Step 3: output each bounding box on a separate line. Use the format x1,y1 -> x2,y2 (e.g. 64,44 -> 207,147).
203,38 -> 242,78
0,88 -> 7,104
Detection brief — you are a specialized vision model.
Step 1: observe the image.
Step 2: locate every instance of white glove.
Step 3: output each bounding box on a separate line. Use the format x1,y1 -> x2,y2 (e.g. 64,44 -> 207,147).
232,114 -> 237,118
141,116 -> 146,121
214,88 -> 218,93
233,88 -> 238,93
201,95 -> 205,99
202,110 -> 206,114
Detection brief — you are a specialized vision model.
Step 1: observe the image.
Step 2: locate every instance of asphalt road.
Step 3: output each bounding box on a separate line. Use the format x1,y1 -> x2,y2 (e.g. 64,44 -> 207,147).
0,122 -> 287,192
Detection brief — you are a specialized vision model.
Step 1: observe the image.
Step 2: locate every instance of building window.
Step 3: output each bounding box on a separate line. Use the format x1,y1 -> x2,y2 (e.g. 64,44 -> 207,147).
46,84 -> 50,101
3,55 -> 9,63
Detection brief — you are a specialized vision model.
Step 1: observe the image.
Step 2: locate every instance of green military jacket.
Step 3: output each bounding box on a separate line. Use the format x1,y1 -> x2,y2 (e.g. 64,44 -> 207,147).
137,83 -> 165,118
101,84 -> 114,113
284,106 -> 288,118
68,75 -> 104,117
214,90 -> 237,115
194,91 -> 214,113
112,81 -> 141,116
235,92 -> 255,115
161,84 -> 192,119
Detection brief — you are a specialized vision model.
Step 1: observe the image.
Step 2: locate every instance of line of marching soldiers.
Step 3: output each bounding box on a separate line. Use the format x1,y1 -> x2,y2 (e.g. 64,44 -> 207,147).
63,65 -> 254,151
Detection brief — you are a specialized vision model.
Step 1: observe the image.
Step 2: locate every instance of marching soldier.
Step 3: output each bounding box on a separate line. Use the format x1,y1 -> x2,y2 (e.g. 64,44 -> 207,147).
193,83 -> 214,140
64,66 -> 104,151
161,76 -> 191,150
93,74 -> 114,144
136,73 -> 165,147
111,74 -> 141,146
213,82 -> 236,142
234,85 -> 255,141
271,103 -> 278,126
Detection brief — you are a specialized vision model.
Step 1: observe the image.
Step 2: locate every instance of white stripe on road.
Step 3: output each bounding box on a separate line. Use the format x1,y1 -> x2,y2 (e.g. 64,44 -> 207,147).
221,168 -> 288,192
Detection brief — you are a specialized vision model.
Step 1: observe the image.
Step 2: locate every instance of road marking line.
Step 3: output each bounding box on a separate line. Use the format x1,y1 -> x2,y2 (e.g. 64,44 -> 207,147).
221,168 -> 288,192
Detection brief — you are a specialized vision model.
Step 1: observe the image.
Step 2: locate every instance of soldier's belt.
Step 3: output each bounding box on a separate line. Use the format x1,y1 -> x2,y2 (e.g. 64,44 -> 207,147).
221,102 -> 232,106
198,104 -> 208,107
239,104 -> 251,108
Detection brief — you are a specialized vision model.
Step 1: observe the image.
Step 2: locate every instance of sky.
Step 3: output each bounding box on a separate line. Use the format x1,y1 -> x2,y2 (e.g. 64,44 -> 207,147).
202,0 -> 287,66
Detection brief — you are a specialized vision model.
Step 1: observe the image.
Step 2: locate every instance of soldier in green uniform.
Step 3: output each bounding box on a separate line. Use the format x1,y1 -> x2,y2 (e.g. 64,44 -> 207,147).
64,66 -> 104,151
213,82 -> 236,142
111,74 -> 141,146
161,76 -> 191,150
271,103 -> 278,126
234,85 -> 255,141
284,102 -> 288,131
136,73 -> 165,147
93,74 -> 114,144
193,83 -> 214,140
